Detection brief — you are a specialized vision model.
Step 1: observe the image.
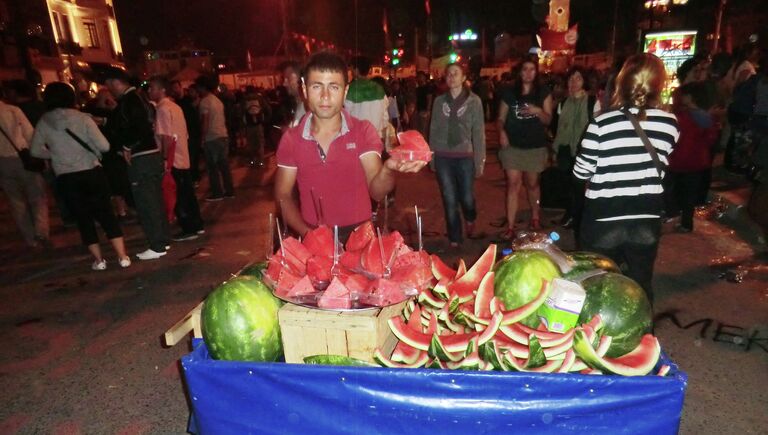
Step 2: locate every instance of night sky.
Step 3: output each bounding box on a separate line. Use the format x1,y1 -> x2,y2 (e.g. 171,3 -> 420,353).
114,0 -> 745,67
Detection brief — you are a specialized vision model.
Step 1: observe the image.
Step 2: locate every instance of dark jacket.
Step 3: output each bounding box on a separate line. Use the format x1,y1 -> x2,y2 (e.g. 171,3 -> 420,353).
107,87 -> 158,157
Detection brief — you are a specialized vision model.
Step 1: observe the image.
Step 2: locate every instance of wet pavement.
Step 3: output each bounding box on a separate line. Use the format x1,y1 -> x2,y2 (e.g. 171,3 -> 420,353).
0,125 -> 766,434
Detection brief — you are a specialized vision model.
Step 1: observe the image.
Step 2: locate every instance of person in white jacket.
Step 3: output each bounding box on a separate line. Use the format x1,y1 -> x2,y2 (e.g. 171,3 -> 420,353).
31,82 -> 130,271
0,86 -> 49,248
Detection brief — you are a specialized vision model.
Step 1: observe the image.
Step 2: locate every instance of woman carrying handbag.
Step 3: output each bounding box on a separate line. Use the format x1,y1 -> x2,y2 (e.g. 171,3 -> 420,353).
30,83 -> 131,271
573,54 -> 680,305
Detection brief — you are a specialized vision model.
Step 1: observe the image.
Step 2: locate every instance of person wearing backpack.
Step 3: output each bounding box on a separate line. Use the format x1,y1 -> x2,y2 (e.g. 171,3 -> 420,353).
552,66 -> 599,233
30,82 -> 129,270
102,67 -> 170,260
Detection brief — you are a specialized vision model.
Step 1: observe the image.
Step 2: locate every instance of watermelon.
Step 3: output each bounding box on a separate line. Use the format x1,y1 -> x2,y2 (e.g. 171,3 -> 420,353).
306,255 -> 333,285
202,276 -> 283,361
317,277 -> 351,309
361,231 -> 405,277
391,251 -> 432,290
564,251 -> 621,279
280,275 -> 316,299
340,249 -> 363,271
303,226 -> 334,258
303,355 -> 376,367
363,278 -> 407,306
273,270 -> 301,298
281,237 -> 312,275
577,273 -> 652,357
392,130 -> 433,162
573,330 -> 660,376
239,262 -> 267,279
447,244 -> 497,302
431,255 -> 457,281
346,221 -> 375,251
494,250 -> 562,327
342,273 -> 370,294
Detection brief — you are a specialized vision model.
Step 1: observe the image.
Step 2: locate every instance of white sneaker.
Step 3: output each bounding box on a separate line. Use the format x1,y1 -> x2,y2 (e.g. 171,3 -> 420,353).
136,249 -> 167,260
92,259 -> 107,271
119,257 -> 131,268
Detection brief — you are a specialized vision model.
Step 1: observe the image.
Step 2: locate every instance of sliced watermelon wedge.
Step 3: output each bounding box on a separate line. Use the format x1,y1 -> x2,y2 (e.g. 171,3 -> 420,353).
555,349 -> 577,373
346,221 -> 375,252
428,334 -> 465,362
317,277 -> 351,309
474,272 -> 494,319
374,348 -> 429,368
498,279 -> 552,325
281,274 -> 315,299
503,352 -> 564,373
391,341 -> 423,364
339,249 -> 363,272
573,331 -> 660,376
388,317 -> 431,351
431,255 -> 457,282
447,244 -> 497,302
303,226 -> 334,258
418,289 -> 446,309
455,259 -> 467,279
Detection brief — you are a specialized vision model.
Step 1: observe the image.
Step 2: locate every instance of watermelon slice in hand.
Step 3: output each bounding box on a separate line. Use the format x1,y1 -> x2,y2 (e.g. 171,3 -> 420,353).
391,130 -> 433,162
317,277 -> 352,309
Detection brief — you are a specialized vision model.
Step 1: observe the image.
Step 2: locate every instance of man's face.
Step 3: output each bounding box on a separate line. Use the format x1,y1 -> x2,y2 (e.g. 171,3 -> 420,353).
303,69 -> 348,120
147,82 -> 165,102
283,68 -> 300,96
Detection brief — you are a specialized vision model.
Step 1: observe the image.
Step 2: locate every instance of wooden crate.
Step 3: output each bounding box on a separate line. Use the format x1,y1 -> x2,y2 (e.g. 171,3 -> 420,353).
278,300 -> 408,364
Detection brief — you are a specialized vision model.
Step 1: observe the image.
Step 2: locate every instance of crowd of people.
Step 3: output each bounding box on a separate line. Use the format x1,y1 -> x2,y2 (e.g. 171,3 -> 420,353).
1,44 -> 766,304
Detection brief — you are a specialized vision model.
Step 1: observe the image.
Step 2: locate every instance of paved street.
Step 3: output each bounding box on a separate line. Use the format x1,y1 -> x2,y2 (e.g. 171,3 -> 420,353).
0,125 -> 766,434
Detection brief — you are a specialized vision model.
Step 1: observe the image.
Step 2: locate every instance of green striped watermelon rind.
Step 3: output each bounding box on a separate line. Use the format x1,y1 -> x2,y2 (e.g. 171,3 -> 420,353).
202,276 -> 283,362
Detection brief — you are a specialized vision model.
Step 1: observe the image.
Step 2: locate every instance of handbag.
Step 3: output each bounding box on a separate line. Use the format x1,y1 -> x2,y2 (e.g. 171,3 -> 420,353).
65,128 -> 102,161
621,109 -> 666,178
0,124 -> 45,172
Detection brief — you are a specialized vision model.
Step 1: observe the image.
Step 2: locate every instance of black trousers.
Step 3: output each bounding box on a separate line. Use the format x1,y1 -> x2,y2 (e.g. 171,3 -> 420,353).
665,170 -> 709,230
579,217 -> 661,305
128,153 -> 169,252
172,168 -> 204,234
58,167 -> 122,246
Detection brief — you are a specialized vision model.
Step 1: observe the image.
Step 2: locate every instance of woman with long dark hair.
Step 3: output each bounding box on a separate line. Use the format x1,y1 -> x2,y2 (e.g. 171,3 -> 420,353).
497,59 -> 553,240
573,54 -> 680,304
30,82 -> 130,271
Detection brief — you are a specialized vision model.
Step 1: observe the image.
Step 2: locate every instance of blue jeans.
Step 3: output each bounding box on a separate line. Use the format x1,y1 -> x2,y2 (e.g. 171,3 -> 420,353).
434,156 -> 477,243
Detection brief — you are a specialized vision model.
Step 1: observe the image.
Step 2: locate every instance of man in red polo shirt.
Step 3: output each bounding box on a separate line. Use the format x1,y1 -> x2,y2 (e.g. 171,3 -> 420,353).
275,52 -> 425,238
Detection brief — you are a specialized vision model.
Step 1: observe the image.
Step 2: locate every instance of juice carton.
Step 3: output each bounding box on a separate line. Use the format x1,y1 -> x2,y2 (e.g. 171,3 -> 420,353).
537,278 -> 586,333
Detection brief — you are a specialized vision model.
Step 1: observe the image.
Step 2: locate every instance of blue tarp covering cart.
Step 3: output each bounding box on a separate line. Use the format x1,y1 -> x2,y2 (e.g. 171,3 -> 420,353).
182,339 -> 687,434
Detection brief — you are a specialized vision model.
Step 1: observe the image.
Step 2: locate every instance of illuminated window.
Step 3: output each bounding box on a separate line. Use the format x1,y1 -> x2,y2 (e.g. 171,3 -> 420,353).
52,12 -> 64,41
60,14 -> 73,42
83,21 -> 99,48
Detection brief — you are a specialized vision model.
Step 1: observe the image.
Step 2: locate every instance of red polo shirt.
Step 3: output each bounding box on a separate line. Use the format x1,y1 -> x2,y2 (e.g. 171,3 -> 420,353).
276,111 -> 383,227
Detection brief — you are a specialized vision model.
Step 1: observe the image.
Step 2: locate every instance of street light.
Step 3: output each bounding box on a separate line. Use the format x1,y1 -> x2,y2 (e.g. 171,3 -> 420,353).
644,0 -> 689,11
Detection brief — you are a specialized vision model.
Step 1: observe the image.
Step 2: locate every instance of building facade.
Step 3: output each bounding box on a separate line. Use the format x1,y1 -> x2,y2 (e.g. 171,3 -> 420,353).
0,0 -> 124,89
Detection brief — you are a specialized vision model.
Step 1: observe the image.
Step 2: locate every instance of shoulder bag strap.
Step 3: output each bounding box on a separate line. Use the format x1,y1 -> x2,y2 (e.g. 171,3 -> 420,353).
0,123 -> 22,153
65,128 -> 100,160
621,108 -> 665,178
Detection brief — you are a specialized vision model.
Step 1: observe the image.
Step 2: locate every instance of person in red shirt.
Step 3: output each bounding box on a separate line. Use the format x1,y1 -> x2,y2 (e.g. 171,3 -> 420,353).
275,52 -> 426,238
666,82 -> 720,232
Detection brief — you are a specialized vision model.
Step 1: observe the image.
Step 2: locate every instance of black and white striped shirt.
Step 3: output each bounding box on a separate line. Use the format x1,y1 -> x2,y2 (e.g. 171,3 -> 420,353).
573,108 -> 679,222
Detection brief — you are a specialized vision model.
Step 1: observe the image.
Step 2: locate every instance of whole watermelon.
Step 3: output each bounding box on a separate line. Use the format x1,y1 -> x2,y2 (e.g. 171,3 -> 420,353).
494,250 -> 562,327
577,272 -> 652,358
239,262 -> 267,279
564,251 -> 620,279
202,276 -> 283,361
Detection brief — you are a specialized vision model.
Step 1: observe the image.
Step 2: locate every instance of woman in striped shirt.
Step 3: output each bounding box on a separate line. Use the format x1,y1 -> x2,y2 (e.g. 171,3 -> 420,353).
573,54 -> 680,304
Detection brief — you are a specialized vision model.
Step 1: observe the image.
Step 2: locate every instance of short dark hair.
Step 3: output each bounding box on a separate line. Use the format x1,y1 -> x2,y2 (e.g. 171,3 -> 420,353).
43,82 -> 76,110
303,52 -> 348,85
194,75 -> 218,92
445,63 -> 466,76
566,65 -> 590,92
679,82 -> 714,110
278,60 -> 301,75
351,56 -> 372,76
149,75 -> 170,91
